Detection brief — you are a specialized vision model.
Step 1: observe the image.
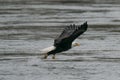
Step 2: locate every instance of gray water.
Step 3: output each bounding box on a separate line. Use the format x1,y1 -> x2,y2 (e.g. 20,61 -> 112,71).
0,0 -> 120,80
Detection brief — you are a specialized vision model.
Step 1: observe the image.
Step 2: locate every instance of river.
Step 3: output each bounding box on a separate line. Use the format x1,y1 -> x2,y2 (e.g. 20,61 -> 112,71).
0,0 -> 120,80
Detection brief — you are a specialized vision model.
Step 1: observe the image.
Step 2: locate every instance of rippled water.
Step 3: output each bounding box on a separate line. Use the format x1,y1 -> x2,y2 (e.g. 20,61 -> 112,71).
0,0 -> 120,80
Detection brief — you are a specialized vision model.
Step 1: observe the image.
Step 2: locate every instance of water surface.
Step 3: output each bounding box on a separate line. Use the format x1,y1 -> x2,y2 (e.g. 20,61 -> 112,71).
0,0 -> 120,80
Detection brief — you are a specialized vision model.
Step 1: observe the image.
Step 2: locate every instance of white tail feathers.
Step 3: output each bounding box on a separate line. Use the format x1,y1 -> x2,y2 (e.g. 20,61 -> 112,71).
41,46 -> 56,53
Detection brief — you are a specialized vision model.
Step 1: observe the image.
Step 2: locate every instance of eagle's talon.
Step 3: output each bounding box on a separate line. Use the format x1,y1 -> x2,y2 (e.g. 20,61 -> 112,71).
43,54 -> 48,59
52,55 -> 55,59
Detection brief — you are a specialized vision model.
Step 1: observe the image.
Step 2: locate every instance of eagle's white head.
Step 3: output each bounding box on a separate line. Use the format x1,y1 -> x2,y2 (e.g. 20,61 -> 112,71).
72,42 -> 80,47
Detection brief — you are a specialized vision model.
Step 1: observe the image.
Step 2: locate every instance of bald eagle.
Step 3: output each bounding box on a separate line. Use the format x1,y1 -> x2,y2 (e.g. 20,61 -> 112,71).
41,22 -> 88,59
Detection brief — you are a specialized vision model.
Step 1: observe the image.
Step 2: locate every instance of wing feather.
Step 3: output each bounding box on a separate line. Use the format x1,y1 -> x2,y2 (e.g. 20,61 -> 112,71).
54,22 -> 88,47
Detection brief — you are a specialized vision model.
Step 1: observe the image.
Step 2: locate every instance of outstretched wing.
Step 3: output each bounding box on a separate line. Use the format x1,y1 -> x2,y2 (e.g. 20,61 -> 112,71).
54,22 -> 88,47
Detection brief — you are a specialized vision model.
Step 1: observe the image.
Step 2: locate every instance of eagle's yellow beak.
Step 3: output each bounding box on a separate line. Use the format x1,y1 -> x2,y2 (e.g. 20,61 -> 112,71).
75,43 -> 80,46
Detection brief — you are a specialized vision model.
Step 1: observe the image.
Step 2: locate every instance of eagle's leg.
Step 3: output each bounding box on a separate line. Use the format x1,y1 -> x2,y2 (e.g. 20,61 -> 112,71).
52,54 -> 56,59
43,53 -> 48,59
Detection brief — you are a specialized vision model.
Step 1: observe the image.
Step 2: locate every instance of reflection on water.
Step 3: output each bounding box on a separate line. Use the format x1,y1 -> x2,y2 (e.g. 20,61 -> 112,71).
0,0 -> 120,80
